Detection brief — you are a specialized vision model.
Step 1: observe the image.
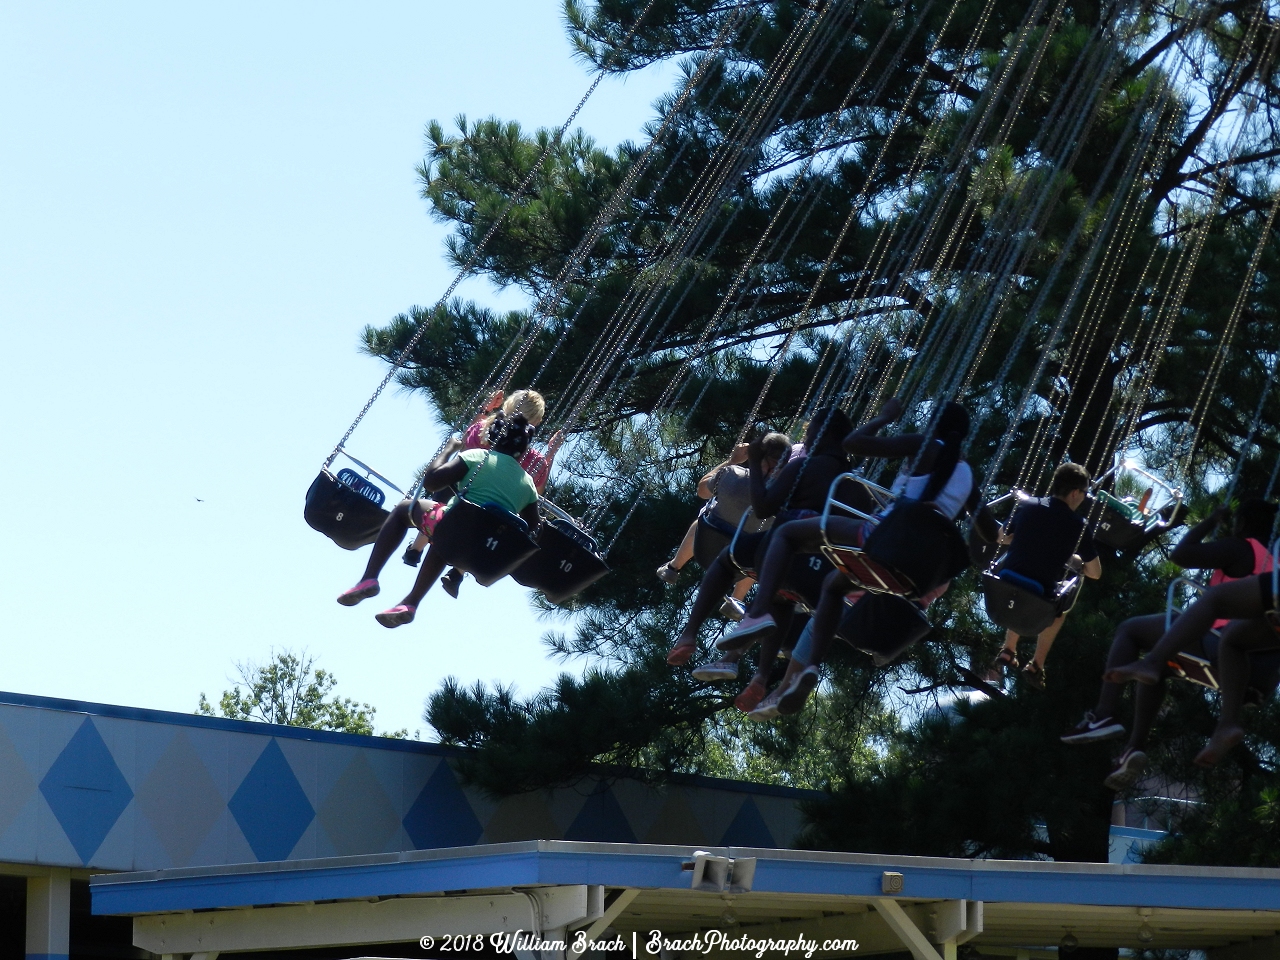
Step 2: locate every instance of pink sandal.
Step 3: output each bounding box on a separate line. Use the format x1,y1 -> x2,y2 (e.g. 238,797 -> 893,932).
337,579 -> 380,606
375,604 -> 417,628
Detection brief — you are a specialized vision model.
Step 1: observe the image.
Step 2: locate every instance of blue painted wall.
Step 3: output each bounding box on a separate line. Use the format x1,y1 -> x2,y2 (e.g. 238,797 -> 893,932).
0,693 -> 812,871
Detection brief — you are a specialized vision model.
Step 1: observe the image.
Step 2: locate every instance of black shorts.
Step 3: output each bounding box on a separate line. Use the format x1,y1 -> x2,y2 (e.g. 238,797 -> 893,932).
1260,572 -> 1276,611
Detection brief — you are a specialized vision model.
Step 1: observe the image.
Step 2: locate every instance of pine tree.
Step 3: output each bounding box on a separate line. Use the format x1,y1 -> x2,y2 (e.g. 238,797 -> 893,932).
360,0 -> 1280,868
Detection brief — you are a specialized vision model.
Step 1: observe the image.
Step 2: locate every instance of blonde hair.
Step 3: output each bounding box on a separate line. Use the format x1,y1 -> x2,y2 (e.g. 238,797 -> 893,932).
503,389 -> 545,426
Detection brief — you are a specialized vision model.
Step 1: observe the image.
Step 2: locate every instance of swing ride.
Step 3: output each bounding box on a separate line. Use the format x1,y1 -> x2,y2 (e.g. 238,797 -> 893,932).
299,0 -> 1280,795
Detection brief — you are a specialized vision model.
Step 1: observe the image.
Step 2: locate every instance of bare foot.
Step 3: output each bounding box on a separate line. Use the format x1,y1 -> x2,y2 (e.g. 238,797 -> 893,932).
1103,658 -> 1163,686
1194,725 -> 1245,768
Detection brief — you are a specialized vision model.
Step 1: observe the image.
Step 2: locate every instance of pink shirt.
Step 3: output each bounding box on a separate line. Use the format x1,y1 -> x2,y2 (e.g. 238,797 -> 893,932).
1208,537 -> 1274,629
463,419 -> 554,490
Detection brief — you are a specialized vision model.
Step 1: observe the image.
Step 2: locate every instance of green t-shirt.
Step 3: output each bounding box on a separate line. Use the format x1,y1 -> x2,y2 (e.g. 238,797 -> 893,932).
451,448 -> 539,517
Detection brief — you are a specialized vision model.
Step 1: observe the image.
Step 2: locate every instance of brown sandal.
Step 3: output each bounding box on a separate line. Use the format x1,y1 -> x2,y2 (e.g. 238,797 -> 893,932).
992,648 -> 1019,672
1022,660 -> 1046,690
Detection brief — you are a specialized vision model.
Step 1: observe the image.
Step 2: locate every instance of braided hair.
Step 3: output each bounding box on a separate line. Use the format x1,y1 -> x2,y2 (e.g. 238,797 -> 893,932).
919,401 -> 970,502
488,412 -> 535,458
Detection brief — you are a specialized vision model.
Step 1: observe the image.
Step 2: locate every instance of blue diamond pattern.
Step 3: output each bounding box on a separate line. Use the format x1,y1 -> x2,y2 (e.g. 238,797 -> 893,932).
403,761 -> 483,849
565,782 -> 636,843
720,797 -> 775,847
228,740 -> 314,861
39,718 -> 134,864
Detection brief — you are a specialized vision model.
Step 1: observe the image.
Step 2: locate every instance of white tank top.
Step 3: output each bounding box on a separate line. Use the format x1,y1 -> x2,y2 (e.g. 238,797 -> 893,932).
890,460 -> 973,520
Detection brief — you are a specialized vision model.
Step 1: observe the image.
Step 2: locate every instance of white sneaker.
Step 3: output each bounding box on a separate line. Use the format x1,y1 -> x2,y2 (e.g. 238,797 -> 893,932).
747,688 -> 783,722
1103,749 -> 1149,791
691,659 -> 740,682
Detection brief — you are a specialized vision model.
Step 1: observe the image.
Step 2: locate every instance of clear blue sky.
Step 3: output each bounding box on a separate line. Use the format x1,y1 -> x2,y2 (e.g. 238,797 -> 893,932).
0,3 -> 674,735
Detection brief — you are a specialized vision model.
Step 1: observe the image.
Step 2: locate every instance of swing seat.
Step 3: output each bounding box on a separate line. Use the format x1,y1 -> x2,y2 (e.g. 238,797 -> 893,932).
1083,492 -> 1159,550
304,469 -> 392,551
836,593 -> 932,666
511,517 -> 610,604
429,499 -> 540,587
969,535 -> 999,572
693,511 -> 738,570
827,500 -> 968,599
776,552 -> 835,612
981,571 -> 1059,637
823,545 -> 917,597
1166,651 -> 1219,690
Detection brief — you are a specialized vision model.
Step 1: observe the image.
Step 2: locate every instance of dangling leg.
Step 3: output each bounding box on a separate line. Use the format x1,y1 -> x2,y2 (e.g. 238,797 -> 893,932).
740,518 -> 825,619
1197,620 -> 1280,766
1063,614 -> 1166,743
775,573 -> 852,715
658,520 -> 699,584
738,601 -> 796,712
668,549 -> 738,665
1106,578 -> 1267,685
338,499 -> 419,605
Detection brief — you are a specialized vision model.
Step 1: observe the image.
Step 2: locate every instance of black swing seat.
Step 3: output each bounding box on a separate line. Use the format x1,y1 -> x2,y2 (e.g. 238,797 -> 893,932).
836,592 -> 932,666
304,468 -> 392,551
839,500 -> 970,600
1081,492 -> 1158,551
776,550 -> 835,613
430,499 -> 540,587
692,510 -> 740,570
511,506 -> 610,604
981,568 -> 1080,637
723,511 -> 829,612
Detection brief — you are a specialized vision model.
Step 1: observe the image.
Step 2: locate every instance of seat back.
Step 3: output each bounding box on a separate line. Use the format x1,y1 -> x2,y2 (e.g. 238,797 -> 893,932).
430,499 -> 540,586
837,593 -> 932,665
304,470 -> 391,551
981,572 -> 1059,637
1166,651 -> 1220,690
776,552 -> 834,612
511,517 -> 610,604
334,468 -> 386,508
863,500 -> 970,596
693,512 -> 735,570
1082,493 -> 1148,550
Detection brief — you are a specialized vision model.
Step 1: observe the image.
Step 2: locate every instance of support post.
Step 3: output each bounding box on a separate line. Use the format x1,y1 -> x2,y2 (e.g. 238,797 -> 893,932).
566,889 -> 640,960
872,899 -> 943,960
26,869 -> 71,960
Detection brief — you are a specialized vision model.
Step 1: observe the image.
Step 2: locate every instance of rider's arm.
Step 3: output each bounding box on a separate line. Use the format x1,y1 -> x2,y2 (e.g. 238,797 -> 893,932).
749,445 -> 800,518
421,438 -> 469,492
1170,506 -> 1253,576
842,398 -> 925,459
698,444 -> 748,499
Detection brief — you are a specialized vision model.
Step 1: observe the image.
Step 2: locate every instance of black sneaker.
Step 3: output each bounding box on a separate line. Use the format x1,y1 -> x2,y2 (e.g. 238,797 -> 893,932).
1103,748 -> 1149,791
1061,711 -> 1126,744
441,568 -> 463,599
402,545 -> 424,567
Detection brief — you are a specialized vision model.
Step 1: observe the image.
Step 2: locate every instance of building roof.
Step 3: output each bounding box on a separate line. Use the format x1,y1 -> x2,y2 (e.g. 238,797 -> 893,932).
92,840 -> 1280,956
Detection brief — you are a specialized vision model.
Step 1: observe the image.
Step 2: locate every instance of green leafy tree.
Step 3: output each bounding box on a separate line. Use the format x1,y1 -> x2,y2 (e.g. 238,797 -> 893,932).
357,0 -> 1280,873
198,649 -> 410,739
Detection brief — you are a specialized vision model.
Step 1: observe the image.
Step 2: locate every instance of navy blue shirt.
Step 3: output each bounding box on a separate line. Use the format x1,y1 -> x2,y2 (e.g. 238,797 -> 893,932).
1002,496 -> 1098,593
